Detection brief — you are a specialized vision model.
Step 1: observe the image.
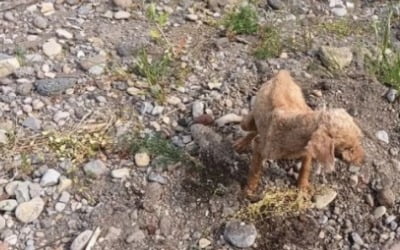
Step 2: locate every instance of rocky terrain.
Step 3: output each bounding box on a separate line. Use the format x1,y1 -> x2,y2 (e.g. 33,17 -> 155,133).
1,0 -> 400,249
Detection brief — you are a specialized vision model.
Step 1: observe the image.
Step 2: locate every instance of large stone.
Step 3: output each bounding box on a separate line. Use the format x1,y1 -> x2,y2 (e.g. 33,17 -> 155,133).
319,46 -> 353,71
223,220 -> 257,248
15,197 -> 45,223
35,78 -> 76,96
0,54 -> 20,78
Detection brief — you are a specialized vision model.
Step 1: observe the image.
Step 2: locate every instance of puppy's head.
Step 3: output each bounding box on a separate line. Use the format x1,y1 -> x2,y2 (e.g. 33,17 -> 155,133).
327,109 -> 365,166
340,142 -> 365,166
306,127 -> 335,173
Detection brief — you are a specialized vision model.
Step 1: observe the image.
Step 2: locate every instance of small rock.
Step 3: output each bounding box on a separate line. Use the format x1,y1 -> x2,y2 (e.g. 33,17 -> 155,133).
40,169 -> 60,187
167,96 -> 181,105
57,177 -> 72,192
159,214 -> 172,236
386,215 -> 397,224
56,29 -> 73,39
83,160 -> 108,178
15,197 -> 45,223
186,14 -> 198,21
16,82 -> 33,96
215,113 -> 242,127
313,188 -> 338,209
70,230 -> 93,250
192,101 -> 204,118
126,87 -> 141,96
15,182 -> 30,203
319,46 -> 353,71
268,0 -> 285,10
376,130 -> 389,144
88,65 -> 104,75
135,152 -> 150,167
199,238 -> 211,248
3,12 -> 15,22
0,200 -> 18,211
147,172 -> 168,185
111,168 -> 130,179
32,99 -> 45,110
41,2 -> 55,15
374,206 -> 387,218
114,11 -> 131,19
126,228 -> 146,243
33,16 -> 48,29
29,183 -> 42,198
53,111 -> 70,123
0,216 -> 5,230
22,116 -> 41,131
113,0 -> 132,8
42,39 -> 62,57
224,220 -> 257,248
35,78 -> 76,96
331,6 -> 347,16
5,181 -> 21,196
59,191 -> 70,203
351,232 -> 364,245
105,227 -> 122,241
0,54 -> 20,78
0,130 -> 8,144
386,88 -> 398,103
79,55 -> 107,71
377,188 -> 396,207
55,202 -> 66,212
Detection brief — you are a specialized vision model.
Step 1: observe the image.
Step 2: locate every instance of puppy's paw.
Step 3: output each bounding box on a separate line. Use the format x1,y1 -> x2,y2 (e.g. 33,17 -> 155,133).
233,138 -> 250,153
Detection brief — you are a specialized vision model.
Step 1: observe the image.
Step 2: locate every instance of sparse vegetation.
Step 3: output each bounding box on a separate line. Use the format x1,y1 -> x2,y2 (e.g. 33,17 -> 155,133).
146,3 -> 170,41
130,133 -> 190,165
254,26 -> 283,59
135,49 -> 172,102
224,5 -> 259,35
367,10 -> 400,90
15,47 -> 26,65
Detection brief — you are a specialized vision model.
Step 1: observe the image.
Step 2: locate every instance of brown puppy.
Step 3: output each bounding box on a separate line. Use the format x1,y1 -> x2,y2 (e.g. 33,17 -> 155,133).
234,70 -> 365,196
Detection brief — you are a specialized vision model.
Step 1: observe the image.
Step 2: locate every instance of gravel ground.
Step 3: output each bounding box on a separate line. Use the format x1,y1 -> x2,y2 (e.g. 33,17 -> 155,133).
0,0 -> 400,249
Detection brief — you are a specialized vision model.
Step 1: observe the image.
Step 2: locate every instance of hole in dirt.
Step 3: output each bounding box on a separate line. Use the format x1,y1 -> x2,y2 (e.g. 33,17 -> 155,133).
256,214 -> 321,250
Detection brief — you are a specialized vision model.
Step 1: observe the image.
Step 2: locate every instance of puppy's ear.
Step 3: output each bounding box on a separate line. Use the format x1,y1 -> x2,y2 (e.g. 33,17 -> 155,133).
306,127 -> 335,172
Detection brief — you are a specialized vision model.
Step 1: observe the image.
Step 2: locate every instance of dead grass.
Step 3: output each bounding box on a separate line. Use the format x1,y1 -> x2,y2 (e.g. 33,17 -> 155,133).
234,187 -> 312,221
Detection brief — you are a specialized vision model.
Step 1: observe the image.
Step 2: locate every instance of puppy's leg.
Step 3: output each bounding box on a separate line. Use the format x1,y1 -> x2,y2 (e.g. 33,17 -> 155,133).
297,154 -> 312,190
244,137 -> 263,197
240,112 -> 256,131
233,113 -> 257,153
233,131 -> 257,153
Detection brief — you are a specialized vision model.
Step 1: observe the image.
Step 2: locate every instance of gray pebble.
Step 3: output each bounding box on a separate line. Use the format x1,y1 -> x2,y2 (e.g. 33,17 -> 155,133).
35,78 -> 76,96
224,220 -> 257,248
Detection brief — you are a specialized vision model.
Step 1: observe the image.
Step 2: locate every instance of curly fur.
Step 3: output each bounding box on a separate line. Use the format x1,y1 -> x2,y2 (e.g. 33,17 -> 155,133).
234,70 -> 365,196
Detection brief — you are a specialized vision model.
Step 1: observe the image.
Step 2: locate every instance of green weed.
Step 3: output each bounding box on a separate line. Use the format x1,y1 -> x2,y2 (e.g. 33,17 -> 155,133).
254,26 -> 283,59
367,10 -> 400,90
224,5 -> 259,35
130,133 -> 189,165
136,49 -> 171,86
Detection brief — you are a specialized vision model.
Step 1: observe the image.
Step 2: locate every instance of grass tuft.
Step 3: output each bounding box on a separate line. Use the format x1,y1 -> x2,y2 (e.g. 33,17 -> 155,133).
254,26 -> 283,59
224,5 -> 259,35
366,10 -> 400,90
130,133 -> 194,166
